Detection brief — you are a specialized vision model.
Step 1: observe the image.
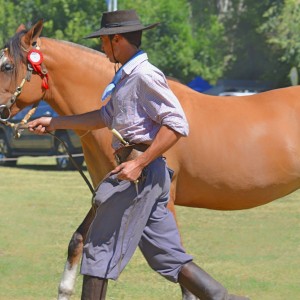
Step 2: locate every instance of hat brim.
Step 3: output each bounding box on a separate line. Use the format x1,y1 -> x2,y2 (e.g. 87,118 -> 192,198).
84,23 -> 159,39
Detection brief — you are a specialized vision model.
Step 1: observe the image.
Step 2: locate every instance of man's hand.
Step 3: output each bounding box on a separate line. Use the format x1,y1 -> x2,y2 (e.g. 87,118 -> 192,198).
110,126 -> 183,182
27,117 -> 54,134
111,159 -> 143,182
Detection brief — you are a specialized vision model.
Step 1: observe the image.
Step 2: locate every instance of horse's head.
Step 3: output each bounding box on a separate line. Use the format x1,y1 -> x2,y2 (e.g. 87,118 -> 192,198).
0,20 -> 47,121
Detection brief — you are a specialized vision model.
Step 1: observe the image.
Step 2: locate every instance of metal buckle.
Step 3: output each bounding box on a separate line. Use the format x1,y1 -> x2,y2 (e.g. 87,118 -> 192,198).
0,105 -> 11,121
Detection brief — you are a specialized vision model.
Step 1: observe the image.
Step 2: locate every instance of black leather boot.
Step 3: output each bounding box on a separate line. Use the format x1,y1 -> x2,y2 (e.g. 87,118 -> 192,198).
178,262 -> 250,300
81,275 -> 108,300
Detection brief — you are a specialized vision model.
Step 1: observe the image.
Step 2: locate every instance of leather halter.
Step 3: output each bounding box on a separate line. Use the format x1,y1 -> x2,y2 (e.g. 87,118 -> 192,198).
0,43 -> 48,137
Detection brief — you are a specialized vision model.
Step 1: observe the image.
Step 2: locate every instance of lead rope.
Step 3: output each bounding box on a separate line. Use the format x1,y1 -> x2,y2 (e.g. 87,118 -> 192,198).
18,124 -> 96,196
47,131 -> 96,196
17,128 -> 137,199
0,102 -> 40,138
14,102 -> 40,138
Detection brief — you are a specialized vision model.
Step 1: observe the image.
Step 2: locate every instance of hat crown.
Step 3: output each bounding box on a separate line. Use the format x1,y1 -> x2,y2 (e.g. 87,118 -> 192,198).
101,10 -> 142,29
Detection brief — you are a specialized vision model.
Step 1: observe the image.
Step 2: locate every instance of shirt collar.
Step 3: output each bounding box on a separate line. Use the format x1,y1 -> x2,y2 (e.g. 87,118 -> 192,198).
122,52 -> 148,77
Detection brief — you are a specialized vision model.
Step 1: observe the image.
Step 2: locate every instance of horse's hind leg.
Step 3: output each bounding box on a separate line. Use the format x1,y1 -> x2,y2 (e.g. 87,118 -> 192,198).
58,207 -> 95,300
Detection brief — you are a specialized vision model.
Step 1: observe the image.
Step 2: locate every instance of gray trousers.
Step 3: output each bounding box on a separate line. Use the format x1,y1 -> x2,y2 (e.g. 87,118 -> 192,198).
80,157 -> 192,282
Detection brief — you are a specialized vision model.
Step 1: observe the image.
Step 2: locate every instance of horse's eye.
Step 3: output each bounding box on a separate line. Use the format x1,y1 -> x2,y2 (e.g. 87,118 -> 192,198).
1,63 -> 13,72
5,63 -> 13,71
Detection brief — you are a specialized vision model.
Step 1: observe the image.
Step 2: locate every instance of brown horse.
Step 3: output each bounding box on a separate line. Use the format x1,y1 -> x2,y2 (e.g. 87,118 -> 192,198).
1,20 -> 300,299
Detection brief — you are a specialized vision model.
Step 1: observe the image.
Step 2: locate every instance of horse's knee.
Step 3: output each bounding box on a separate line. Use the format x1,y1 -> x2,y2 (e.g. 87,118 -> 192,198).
67,231 -> 84,263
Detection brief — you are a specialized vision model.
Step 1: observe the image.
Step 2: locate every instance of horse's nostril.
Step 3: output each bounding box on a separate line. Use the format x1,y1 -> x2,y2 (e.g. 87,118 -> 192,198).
0,105 -> 11,121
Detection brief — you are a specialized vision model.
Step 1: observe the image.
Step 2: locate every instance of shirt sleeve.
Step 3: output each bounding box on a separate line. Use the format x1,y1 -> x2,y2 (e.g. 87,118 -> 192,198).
99,99 -> 113,129
138,70 -> 189,136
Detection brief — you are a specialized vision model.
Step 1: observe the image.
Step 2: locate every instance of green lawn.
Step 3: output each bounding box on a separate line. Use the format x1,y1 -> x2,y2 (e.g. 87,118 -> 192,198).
0,157 -> 299,300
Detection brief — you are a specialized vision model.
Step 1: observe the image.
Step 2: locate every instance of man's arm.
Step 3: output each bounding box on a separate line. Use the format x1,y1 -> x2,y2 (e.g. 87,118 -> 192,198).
112,125 -> 182,181
27,110 -> 106,134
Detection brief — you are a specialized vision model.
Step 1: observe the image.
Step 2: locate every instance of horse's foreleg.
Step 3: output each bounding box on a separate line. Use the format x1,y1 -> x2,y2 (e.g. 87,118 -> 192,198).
58,207 -> 96,300
167,183 -> 199,300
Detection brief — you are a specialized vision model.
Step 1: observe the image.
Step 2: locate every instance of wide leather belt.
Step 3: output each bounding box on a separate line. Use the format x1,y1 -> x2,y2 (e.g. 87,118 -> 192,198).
114,144 -> 149,165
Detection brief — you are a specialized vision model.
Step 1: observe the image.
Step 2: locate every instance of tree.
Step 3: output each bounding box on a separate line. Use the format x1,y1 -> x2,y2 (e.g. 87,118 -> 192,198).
188,1 -> 291,87
3,0 -> 222,83
1,0 -> 106,48
260,0 -> 300,85
119,0 -> 229,83
0,0 -> 22,46
1,1 -> 295,86
119,0 -> 198,82
218,0 -> 287,85
189,0 -> 231,83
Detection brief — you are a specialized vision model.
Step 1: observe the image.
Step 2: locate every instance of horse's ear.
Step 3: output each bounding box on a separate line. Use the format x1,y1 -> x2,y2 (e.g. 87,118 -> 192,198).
22,20 -> 44,47
16,24 -> 26,33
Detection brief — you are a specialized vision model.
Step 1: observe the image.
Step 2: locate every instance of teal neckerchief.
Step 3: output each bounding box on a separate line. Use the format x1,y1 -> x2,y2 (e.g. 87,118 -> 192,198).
101,50 -> 144,101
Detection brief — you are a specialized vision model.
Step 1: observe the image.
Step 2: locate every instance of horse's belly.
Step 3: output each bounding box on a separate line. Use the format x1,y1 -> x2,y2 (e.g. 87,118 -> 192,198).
172,141 -> 300,210
175,173 -> 300,210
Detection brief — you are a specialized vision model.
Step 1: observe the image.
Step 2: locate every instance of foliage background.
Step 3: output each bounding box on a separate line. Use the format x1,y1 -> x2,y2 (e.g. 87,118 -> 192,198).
1,0 -> 299,86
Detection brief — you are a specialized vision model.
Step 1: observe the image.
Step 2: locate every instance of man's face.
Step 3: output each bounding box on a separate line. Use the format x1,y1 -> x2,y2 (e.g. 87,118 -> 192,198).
100,35 -> 116,63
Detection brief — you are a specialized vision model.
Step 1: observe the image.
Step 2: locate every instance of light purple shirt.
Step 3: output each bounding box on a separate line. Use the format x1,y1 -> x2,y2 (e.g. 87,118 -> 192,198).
99,52 -> 189,149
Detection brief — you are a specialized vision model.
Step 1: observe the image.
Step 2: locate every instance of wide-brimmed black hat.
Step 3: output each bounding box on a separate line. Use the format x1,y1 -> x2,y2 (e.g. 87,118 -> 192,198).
85,10 -> 159,39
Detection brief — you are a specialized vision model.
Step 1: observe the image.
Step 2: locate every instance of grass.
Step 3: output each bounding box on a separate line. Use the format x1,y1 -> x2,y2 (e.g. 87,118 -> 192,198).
0,156 -> 299,300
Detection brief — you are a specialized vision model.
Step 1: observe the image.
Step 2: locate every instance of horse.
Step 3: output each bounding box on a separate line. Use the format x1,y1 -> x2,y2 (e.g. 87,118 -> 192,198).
1,20 -> 300,300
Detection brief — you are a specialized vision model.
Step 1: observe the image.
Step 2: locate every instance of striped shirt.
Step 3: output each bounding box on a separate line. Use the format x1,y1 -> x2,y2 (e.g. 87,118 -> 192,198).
99,52 -> 189,149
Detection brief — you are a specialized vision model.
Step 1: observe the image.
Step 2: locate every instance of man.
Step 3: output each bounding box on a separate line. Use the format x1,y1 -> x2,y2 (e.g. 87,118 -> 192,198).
28,9 -> 249,300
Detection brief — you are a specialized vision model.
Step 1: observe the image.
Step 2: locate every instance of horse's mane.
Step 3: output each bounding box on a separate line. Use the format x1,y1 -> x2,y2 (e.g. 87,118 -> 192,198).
4,30 -> 27,79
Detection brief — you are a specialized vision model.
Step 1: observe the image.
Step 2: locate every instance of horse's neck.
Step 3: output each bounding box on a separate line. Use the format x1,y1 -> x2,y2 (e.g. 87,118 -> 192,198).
39,38 -> 116,184
40,38 -> 114,116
